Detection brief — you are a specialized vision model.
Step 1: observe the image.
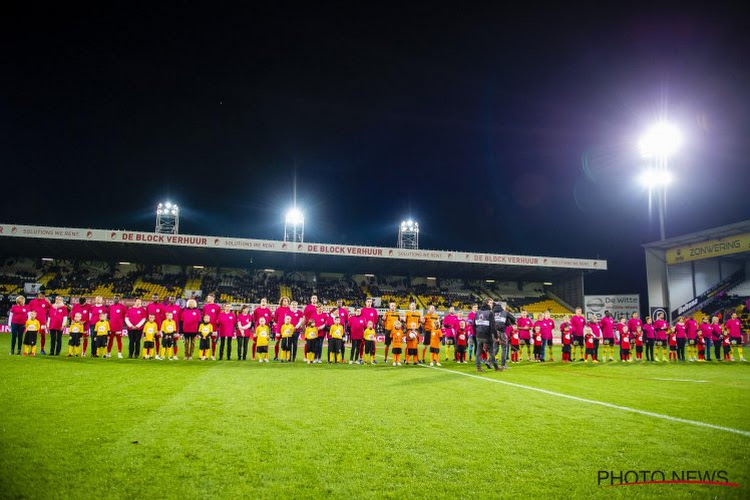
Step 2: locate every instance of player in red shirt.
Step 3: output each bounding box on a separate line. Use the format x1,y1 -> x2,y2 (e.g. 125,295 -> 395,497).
696,329 -> 706,362
620,328 -> 632,363
106,295 -> 127,358
29,292 -> 51,355
532,325 -> 543,362
508,324 -> 520,363
456,320 -> 469,363
722,332 -> 732,361
634,326 -> 644,361
668,328 -> 678,362
583,327 -> 598,363
560,323 -> 572,363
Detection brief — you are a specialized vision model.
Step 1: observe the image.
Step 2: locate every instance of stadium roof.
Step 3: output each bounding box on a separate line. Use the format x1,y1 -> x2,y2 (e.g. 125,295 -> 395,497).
0,223 -> 606,282
643,220 -> 750,250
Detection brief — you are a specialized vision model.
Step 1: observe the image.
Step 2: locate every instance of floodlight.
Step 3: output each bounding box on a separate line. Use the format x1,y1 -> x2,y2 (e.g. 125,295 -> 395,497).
639,122 -> 682,159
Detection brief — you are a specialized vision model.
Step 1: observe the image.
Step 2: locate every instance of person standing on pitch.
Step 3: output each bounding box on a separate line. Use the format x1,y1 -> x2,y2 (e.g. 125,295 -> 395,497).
474,299 -> 499,372
493,302 -> 515,369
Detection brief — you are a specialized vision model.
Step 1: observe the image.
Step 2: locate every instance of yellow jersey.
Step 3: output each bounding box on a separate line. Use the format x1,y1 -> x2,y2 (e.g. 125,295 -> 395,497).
329,324 -> 344,339
143,321 -> 159,342
384,311 -> 400,331
256,325 -> 270,346
364,328 -> 376,342
25,319 -> 41,332
94,320 -> 110,337
161,319 -> 177,334
304,326 -> 318,340
69,321 -> 84,334
280,324 -> 294,338
198,323 -> 213,338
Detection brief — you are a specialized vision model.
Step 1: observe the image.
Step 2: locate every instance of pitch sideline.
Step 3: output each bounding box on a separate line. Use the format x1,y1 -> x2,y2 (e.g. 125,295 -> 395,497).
421,365 -> 750,438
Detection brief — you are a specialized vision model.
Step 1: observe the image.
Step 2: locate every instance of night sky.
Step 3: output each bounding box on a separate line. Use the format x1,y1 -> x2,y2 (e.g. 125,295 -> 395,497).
3,4 -> 750,298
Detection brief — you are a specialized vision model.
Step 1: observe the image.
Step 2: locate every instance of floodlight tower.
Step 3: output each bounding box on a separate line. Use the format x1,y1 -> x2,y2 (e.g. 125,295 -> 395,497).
398,220 -> 419,249
284,207 -> 305,242
156,202 -> 179,234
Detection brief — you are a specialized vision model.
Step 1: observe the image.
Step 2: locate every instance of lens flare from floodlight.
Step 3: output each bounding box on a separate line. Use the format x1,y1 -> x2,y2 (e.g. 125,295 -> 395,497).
285,207 -> 304,225
407,219 -> 413,226
165,202 -> 172,208
639,122 -> 682,159
639,169 -> 673,187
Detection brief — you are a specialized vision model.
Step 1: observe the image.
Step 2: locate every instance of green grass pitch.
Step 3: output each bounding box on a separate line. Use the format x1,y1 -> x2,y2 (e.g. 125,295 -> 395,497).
0,336 -> 748,499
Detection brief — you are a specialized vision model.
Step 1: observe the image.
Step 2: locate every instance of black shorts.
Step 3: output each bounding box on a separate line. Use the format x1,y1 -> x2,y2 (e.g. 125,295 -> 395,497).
281,337 -> 293,351
364,340 -> 375,355
391,347 -> 402,355
533,345 -> 542,355
429,347 -> 439,354
95,335 -> 108,348
636,345 -> 643,353
573,335 -> 583,346
422,332 -> 431,346
585,347 -> 595,355
23,331 -> 38,345
143,341 -> 155,349
407,348 -> 418,356
602,338 -> 613,346
257,345 -> 268,353
456,345 -> 466,353
162,335 -> 174,348
510,344 -> 519,352
621,349 -> 630,356
669,345 -> 677,351
330,338 -> 343,353
183,333 -> 197,340
305,339 -> 315,352
68,333 -> 82,346
544,339 -> 553,346
730,338 -> 741,345
519,338 -> 530,346
444,337 -> 455,345
383,335 -> 392,346
562,344 -> 571,353
199,337 -> 210,350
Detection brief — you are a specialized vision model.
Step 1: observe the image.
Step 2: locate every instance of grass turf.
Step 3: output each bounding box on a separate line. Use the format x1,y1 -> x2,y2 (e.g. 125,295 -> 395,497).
0,337 -> 748,499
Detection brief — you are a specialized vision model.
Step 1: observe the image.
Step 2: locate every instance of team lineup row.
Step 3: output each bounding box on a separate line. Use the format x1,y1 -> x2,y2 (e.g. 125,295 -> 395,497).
6,292 -> 747,366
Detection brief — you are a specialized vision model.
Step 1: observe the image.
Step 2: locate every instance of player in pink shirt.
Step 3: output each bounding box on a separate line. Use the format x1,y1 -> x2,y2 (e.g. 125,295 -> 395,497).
642,316 -> 655,361
164,296 -> 182,358
29,292 -> 51,354
698,317 -> 713,361
303,295 -> 319,323
653,313 -> 669,362
86,296 -> 108,357
587,315 -> 602,361
599,311 -> 615,362
236,305 -> 253,361
570,308 -> 586,361
181,299 -> 202,360
125,298 -> 147,359
674,316 -> 687,361
685,316 -> 698,361
8,296 -> 29,355
252,298 -> 272,361
217,304 -> 237,361
202,293 -> 222,358
47,296 -> 68,356
725,312 -> 745,361
273,297 -> 292,361
70,297 -> 90,331
627,312 -> 643,343
347,308 -> 366,364
360,298 -> 379,361
289,300 -> 305,361
542,311 -> 555,361
516,310 -> 533,362
146,293 -> 166,356
106,295 -> 127,358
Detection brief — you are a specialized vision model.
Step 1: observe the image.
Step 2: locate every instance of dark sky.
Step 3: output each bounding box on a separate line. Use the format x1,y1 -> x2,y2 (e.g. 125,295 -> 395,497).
3,3 -> 750,297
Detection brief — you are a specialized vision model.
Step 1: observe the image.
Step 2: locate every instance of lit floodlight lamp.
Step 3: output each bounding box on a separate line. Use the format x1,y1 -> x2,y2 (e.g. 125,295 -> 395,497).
284,207 -> 305,242
156,200 -> 180,234
639,122 -> 682,159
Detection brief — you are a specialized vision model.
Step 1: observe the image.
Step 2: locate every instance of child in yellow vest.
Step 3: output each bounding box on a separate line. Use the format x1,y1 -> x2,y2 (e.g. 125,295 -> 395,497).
141,314 -> 159,359
160,311 -> 178,360
67,313 -> 85,357
93,313 -> 110,358
198,315 -> 213,360
23,311 -> 41,356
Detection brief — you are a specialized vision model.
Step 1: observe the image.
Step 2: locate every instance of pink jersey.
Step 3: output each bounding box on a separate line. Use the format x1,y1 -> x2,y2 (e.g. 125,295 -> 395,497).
588,322 -> 602,339
252,307 -> 271,331
599,316 -> 615,339
217,312 -> 237,337
570,315 -> 585,336
125,307 -> 147,330
348,315 -> 366,340
616,323 -> 626,339
726,318 -> 743,338
467,311 -> 476,335
289,309 -> 304,330
164,304 -> 182,324
361,307 -> 378,329
48,305 -> 68,330
236,313 -> 253,336
698,323 -> 712,341
10,304 -> 29,325
653,319 -> 668,340
202,303 -> 221,328
274,306 -> 291,334
70,303 -> 91,329
108,303 -> 127,333
29,298 -> 51,324
627,318 -> 643,336
303,304 -> 318,322
89,304 -> 108,328
643,323 -> 655,339
674,323 -> 687,339
516,317 -> 533,340
711,324 -> 723,341
337,307 -> 349,329
443,314 -> 458,331
685,319 -> 698,340
147,302 -> 166,328
541,318 -> 555,341
181,308 -> 201,333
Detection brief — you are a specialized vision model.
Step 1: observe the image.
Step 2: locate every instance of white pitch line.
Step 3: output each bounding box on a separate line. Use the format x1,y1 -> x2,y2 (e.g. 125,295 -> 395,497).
420,365 -> 750,438
650,378 -> 708,383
